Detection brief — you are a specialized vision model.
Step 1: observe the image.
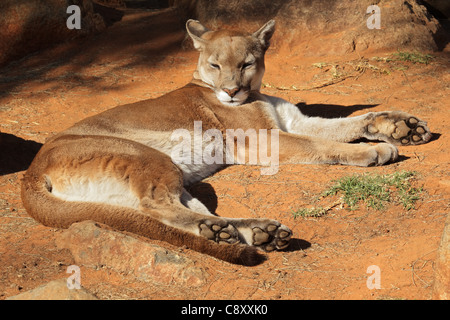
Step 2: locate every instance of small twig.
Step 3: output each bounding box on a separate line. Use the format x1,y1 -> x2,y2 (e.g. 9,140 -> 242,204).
264,74 -> 358,92
411,249 -> 437,287
401,69 -> 414,90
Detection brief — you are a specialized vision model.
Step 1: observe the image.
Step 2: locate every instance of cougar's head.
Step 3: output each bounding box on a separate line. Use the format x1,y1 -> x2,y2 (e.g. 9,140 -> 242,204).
186,19 -> 275,106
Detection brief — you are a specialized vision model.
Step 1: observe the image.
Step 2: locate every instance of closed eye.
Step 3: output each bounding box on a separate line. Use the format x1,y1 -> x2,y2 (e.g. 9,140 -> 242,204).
210,63 -> 220,70
242,62 -> 254,70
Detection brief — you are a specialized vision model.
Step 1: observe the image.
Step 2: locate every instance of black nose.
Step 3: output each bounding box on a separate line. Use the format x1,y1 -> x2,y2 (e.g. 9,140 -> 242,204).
223,88 -> 240,98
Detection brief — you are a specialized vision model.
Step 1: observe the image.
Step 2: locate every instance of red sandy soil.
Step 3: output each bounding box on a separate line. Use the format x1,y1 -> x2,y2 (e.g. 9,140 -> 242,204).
0,8 -> 449,300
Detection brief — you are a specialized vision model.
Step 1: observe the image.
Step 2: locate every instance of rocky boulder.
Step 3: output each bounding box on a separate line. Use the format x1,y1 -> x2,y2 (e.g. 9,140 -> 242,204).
175,0 -> 448,55
0,0 -> 106,67
6,279 -> 98,300
433,214 -> 450,300
56,221 -> 207,287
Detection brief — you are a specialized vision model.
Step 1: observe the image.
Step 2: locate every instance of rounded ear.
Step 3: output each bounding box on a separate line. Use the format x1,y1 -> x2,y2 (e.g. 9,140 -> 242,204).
253,20 -> 276,50
186,19 -> 210,50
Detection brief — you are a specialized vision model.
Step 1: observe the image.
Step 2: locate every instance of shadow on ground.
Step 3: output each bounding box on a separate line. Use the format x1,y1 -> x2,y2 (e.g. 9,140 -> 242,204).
296,102 -> 379,118
0,133 -> 42,175
0,8 -> 186,99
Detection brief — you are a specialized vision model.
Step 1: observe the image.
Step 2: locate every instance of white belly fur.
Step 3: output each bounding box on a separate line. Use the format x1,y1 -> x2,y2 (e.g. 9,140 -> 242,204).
51,176 -> 140,209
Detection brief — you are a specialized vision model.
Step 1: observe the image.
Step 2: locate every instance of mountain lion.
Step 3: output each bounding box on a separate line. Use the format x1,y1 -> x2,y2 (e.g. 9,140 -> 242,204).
21,20 -> 432,265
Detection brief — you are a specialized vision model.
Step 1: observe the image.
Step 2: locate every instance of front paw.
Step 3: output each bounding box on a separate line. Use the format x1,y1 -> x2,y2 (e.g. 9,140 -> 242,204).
345,142 -> 398,167
371,143 -> 398,166
366,112 -> 432,146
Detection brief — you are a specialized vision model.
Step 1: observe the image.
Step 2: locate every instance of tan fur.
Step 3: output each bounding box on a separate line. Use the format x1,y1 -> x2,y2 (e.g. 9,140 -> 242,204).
21,20 -> 431,264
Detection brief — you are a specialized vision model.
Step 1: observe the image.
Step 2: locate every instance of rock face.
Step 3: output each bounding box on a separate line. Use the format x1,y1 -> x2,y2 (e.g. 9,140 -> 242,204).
433,214 -> 450,300
0,0 -> 106,67
175,0 -> 448,55
56,221 -> 207,287
6,279 -> 98,300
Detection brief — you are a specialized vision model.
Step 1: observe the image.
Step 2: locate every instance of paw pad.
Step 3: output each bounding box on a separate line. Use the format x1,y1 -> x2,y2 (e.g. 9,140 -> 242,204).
199,221 -> 239,244
391,121 -> 411,140
397,117 -> 430,145
368,113 -> 431,146
251,223 -> 292,251
389,117 -> 431,145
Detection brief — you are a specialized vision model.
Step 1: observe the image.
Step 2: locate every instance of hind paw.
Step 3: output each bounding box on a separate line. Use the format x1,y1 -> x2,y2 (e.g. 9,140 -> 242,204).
198,219 -> 240,244
251,221 -> 292,252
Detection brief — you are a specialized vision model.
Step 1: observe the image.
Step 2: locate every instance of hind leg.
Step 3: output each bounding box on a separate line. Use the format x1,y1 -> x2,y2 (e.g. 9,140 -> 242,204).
150,203 -> 241,245
41,135 -> 291,251
180,188 -> 292,251
35,135 -> 240,245
126,179 -> 292,250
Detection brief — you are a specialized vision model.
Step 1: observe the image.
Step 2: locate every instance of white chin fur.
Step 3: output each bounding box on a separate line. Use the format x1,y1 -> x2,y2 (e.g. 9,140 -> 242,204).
216,90 -> 248,106
221,100 -> 243,106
